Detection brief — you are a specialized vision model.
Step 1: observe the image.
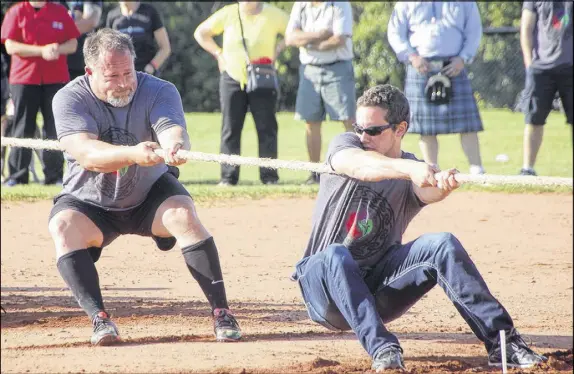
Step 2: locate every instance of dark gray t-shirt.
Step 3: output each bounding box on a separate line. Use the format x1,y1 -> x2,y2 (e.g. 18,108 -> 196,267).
52,72 -> 186,210
300,132 -> 426,268
524,1 -> 573,69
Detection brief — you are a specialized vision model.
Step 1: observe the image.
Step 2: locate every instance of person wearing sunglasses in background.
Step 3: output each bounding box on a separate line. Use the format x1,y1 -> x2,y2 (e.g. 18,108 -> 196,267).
291,84 -> 547,372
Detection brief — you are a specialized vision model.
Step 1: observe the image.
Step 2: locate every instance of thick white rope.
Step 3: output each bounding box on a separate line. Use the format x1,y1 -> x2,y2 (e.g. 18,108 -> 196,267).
1,136 -> 572,188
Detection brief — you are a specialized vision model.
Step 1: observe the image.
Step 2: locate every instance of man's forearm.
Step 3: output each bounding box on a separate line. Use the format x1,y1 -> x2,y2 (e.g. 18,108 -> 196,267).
194,31 -> 222,58
57,39 -> 78,55
286,29 -> 326,47
314,35 -> 346,51
71,140 -> 136,173
4,40 -> 43,57
74,17 -> 97,34
335,149 -> 415,182
150,46 -> 171,71
157,126 -> 191,151
520,33 -> 534,67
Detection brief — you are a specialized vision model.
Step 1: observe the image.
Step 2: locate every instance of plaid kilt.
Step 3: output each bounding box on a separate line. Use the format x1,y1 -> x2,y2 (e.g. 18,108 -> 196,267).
404,65 -> 483,135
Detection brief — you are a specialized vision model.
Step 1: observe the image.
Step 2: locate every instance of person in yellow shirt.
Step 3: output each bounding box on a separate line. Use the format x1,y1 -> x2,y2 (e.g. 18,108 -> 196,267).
194,1 -> 289,186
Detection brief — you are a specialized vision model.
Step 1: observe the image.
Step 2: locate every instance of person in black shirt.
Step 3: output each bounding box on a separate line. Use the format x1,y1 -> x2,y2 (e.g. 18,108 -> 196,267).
105,1 -> 171,75
65,1 -> 103,80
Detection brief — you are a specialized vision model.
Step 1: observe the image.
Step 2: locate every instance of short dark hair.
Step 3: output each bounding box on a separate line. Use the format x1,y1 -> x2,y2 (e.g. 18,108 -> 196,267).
356,84 -> 410,130
84,28 -> 136,69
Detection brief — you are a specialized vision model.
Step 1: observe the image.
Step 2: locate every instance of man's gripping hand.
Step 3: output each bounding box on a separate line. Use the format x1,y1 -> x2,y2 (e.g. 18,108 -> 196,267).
129,141 -> 164,167
408,162 -> 440,188
163,142 -> 187,166
435,168 -> 460,192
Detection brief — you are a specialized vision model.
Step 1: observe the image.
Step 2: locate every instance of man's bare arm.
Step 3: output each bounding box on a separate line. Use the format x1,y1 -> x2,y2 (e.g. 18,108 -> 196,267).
57,39 -> 78,55
156,126 -> 190,166
60,132 -> 162,173
4,39 -> 44,57
520,9 -> 536,68
156,126 -> 190,151
330,148 -> 436,186
285,28 -> 332,47
310,34 -> 347,51
74,2 -> 102,34
412,169 -> 459,205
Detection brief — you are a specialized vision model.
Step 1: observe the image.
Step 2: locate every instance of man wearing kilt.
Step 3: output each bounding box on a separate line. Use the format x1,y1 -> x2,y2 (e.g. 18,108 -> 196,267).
388,2 -> 485,175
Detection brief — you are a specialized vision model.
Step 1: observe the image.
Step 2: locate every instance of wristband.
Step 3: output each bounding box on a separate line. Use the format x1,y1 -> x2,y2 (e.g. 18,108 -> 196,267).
150,60 -> 159,70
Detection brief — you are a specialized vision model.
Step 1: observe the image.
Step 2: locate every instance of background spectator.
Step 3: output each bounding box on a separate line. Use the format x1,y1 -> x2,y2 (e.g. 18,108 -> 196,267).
387,1 -> 486,175
519,1 -> 572,176
1,0 -> 80,186
106,1 -> 171,75
65,1 -> 103,80
286,1 -> 356,185
194,1 -> 289,186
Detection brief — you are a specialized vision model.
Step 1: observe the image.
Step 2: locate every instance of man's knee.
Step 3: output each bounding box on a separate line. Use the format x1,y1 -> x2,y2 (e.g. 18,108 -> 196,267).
162,200 -> 198,228
48,210 -> 103,256
427,232 -> 465,257
322,244 -> 359,273
157,196 -> 208,241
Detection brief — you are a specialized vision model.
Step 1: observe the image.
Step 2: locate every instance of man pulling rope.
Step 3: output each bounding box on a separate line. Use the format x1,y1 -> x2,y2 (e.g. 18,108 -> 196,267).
46,28 -> 241,346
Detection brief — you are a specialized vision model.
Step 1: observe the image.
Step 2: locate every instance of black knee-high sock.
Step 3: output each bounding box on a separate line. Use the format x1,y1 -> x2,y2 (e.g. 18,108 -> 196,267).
57,250 -> 105,320
182,237 -> 228,310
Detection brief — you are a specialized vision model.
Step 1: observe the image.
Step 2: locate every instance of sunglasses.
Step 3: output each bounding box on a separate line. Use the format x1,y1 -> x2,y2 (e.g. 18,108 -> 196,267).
352,123 -> 394,136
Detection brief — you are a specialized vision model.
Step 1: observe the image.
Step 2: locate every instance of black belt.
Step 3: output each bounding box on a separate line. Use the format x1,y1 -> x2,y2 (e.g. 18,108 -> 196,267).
306,60 -> 347,67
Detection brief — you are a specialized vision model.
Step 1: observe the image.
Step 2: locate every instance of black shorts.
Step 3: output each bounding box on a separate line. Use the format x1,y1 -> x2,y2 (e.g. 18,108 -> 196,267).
49,171 -> 190,259
523,64 -> 573,126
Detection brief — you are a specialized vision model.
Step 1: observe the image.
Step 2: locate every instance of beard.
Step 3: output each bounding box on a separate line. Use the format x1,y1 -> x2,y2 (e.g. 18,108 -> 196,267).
106,90 -> 135,107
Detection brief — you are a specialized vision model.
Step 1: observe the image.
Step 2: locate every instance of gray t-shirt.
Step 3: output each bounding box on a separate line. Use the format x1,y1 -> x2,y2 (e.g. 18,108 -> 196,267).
286,1 -> 354,65
300,132 -> 426,268
52,72 -> 187,210
524,1 -> 573,69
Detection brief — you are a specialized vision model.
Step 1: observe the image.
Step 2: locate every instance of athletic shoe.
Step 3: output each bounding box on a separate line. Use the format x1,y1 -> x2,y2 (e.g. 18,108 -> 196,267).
519,168 -> 537,176
91,311 -> 120,346
488,330 -> 547,368
372,345 -> 406,372
213,308 -> 241,342
217,180 -> 235,187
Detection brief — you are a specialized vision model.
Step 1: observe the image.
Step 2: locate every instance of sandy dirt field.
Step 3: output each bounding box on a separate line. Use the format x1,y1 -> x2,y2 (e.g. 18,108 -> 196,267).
1,192 -> 572,373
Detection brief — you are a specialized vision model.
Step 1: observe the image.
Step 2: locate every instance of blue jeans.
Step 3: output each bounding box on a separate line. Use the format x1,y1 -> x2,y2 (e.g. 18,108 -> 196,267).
294,232 -> 514,358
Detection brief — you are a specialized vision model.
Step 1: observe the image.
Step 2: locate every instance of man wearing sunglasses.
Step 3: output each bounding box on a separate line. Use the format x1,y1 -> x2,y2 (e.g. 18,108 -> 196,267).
292,84 -> 547,371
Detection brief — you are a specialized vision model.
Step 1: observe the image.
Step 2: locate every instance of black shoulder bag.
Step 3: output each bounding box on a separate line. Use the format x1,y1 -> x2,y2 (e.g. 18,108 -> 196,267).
237,6 -> 279,93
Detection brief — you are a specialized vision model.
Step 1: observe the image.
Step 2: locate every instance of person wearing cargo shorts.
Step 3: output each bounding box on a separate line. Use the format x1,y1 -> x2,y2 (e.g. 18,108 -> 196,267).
48,28 -> 241,346
520,1 -> 573,176
286,1 -> 356,185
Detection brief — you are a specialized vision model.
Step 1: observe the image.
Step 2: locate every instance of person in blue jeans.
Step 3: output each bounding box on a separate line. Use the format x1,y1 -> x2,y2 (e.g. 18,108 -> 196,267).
292,84 -> 547,372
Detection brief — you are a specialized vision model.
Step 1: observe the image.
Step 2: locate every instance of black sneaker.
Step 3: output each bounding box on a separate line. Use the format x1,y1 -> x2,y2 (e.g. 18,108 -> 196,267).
303,172 -> 320,185
91,311 -> 120,346
488,330 -> 547,368
519,168 -> 537,176
213,308 -> 241,342
372,345 -> 406,372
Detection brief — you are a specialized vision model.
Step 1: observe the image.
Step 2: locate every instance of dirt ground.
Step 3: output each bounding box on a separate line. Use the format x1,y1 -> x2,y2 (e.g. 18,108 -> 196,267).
1,192 -> 572,374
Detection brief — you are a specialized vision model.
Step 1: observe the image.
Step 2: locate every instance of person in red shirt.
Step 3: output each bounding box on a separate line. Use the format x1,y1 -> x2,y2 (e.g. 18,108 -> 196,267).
1,1 -> 80,186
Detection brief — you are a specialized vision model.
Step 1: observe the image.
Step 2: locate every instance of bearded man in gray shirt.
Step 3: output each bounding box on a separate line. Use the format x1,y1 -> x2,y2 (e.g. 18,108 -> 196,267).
49,28 -> 241,345
292,85 -> 546,371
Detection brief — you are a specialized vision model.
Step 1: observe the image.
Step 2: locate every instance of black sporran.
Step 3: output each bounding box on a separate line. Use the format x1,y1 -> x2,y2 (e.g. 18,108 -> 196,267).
425,73 -> 452,105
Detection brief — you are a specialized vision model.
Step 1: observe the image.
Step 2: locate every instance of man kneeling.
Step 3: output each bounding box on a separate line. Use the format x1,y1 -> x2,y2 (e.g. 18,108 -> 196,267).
292,84 -> 547,371
49,28 -> 240,345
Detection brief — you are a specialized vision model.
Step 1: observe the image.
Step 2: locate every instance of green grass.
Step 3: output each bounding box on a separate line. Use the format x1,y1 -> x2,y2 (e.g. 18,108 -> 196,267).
1,109 -> 572,202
